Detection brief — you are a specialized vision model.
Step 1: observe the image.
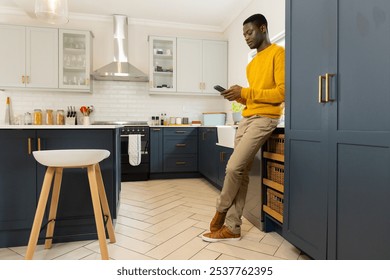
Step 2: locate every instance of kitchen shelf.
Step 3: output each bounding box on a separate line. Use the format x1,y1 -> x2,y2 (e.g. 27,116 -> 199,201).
154,54 -> 173,58
263,178 -> 284,193
263,151 -> 284,162
262,128 -> 284,233
63,66 -> 86,71
263,205 -> 283,223
64,48 -> 85,53
153,71 -> 173,75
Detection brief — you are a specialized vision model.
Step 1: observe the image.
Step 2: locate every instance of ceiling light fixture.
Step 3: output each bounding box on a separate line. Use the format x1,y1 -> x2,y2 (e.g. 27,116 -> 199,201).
35,0 -> 69,25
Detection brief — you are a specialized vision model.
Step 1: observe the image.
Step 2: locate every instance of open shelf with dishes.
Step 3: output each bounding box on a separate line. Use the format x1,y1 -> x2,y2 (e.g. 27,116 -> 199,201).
149,36 -> 176,91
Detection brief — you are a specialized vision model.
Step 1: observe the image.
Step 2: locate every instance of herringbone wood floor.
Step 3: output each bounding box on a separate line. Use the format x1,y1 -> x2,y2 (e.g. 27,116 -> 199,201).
0,178 -> 309,260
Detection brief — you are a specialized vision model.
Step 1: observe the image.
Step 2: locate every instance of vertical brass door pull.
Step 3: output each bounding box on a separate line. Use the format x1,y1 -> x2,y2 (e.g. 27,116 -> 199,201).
28,138 -> 32,154
37,138 -> 41,151
325,73 -> 336,102
318,75 -> 326,103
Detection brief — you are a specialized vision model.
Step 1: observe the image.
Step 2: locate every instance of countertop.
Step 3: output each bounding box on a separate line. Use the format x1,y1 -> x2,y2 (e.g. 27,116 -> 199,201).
0,125 -> 120,129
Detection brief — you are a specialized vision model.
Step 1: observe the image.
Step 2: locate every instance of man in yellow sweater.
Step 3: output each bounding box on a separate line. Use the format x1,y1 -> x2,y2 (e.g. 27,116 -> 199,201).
202,14 -> 285,242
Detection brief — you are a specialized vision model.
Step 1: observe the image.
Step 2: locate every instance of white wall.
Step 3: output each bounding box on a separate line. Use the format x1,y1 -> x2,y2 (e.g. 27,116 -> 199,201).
0,2 -> 285,124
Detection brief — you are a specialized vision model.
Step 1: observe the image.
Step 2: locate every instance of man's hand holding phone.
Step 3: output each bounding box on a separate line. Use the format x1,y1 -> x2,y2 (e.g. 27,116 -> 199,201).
215,85 -> 243,101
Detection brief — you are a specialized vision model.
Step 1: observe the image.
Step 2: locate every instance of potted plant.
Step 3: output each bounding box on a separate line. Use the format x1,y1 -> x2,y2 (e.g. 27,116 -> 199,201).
231,101 -> 245,124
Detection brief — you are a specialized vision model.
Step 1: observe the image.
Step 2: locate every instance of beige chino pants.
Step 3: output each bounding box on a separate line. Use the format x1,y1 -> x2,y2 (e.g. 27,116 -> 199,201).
216,115 -> 279,234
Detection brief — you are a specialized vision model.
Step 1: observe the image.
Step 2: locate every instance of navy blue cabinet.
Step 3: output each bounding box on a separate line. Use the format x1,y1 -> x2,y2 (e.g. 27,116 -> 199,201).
163,127 -> 198,172
0,128 -> 120,247
198,127 -> 218,184
285,0 -> 390,259
150,127 -> 163,173
0,130 -> 37,247
150,127 -> 198,177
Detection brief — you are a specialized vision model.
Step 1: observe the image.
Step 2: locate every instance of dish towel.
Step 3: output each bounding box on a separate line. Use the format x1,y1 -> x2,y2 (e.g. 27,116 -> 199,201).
128,134 -> 141,166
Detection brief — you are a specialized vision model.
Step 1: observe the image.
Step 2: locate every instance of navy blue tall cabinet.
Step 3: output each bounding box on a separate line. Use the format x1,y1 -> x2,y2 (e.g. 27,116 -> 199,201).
284,0 -> 390,259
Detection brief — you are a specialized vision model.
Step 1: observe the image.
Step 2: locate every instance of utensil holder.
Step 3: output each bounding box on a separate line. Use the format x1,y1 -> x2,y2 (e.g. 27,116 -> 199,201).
83,116 -> 90,125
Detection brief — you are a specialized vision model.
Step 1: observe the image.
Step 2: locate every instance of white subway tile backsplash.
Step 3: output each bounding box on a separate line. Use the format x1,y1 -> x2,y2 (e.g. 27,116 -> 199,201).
0,81 -> 228,125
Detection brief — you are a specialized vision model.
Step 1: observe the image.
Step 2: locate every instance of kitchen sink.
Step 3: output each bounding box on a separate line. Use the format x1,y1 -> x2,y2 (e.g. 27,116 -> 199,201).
216,125 -> 237,149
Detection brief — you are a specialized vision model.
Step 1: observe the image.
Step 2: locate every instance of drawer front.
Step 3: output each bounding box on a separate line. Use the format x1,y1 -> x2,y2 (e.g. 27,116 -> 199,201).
164,137 -> 198,154
163,127 -> 197,137
163,155 -> 198,172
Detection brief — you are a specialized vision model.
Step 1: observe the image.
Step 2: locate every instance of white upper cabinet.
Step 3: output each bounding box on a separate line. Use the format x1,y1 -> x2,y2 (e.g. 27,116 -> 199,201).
0,24 -> 92,92
26,27 -> 59,88
201,40 -> 228,94
176,38 -> 203,93
0,25 -> 58,88
0,25 -> 25,87
177,38 -> 227,95
149,36 -> 176,92
59,29 -> 92,91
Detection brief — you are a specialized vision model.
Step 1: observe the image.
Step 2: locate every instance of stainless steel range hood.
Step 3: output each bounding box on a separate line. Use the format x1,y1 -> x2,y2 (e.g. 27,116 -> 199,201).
93,15 -> 148,82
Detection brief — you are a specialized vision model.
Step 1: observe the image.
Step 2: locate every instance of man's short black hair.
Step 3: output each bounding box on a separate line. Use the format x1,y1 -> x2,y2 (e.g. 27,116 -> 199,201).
243,14 -> 268,30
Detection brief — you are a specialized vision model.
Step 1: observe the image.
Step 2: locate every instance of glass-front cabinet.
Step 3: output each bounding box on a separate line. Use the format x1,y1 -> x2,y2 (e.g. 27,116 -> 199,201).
149,36 -> 176,92
59,29 -> 93,91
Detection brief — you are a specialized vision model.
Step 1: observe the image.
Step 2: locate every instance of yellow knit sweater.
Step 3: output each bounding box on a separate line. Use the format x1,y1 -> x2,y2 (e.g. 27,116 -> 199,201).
240,43 -> 285,119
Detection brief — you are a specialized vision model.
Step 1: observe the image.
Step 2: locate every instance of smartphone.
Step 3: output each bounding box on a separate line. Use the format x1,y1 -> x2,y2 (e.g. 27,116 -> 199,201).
214,85 -> 226,92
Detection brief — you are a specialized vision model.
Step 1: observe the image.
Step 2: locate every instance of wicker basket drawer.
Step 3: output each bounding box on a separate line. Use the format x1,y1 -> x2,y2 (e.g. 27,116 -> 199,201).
267,161 -> 284,184
267,134 -> 285,154
267,188 -> 284,215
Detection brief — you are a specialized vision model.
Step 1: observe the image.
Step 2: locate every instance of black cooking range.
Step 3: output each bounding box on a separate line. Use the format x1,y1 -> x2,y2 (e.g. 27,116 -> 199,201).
94,121 -> 150,181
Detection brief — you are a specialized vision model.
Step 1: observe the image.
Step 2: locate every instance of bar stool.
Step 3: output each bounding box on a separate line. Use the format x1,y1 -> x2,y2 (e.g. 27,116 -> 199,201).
25,149 -> 116,260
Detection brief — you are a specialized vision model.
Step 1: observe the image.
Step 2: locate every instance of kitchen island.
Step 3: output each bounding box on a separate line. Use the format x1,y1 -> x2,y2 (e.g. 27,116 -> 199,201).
0,125 -> 121,247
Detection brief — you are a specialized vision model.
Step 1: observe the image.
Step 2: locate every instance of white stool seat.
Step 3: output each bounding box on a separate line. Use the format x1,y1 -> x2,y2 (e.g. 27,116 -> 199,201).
33,149 -> 110,167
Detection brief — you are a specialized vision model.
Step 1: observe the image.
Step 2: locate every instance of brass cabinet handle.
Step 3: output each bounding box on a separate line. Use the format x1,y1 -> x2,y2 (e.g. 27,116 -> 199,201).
325,73 -> 336,102
26,76 -> 30,84
28,138 -> 32,154
22,75 -> 25,84
37,138 -> 41,151
220,151 -> 225,162
202,132 -> 205,141
318,75 -> 325,103
175,130 -> 186,134
176,161 -> 187,165
152,128 -> 161,131
175,143 -> 186,147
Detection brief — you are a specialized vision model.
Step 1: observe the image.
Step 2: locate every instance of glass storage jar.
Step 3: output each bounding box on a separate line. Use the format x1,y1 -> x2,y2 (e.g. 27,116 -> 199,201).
56,110 -> 65,125
33,109 -> 42,125
46,109 -> 54,125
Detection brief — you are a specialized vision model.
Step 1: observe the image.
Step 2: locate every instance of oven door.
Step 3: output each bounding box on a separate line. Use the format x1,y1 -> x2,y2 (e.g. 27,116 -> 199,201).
120,135 -> 150,181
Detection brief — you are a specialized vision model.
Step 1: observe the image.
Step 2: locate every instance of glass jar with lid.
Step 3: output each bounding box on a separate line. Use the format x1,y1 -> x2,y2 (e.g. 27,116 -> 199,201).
24,112 -> 32,125
46,109 -> 54,125
33,109 -> 42,125
56,110 -> 65,125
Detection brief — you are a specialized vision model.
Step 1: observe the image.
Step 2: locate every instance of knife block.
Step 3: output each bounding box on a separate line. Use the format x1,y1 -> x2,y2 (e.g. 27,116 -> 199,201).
65,116 -> 76,125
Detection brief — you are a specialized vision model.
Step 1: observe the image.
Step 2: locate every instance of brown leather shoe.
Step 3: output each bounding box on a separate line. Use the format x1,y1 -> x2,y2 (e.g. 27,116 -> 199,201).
209,211 -> 227,232
202,225 -> 241,242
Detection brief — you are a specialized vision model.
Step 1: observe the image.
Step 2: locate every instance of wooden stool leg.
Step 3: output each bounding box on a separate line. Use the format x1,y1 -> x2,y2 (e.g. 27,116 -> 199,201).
87,165 -> 109,260
44,167 -> 63,249
25,167 -> 55,260
95,163 -> 116,243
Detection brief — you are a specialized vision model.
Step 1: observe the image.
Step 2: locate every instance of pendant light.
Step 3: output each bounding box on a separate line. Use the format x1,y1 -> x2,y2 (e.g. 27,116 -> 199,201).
35,0 -> 69,25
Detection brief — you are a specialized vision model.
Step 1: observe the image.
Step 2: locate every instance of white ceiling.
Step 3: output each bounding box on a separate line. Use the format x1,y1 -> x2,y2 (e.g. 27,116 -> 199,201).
1,0 -> 254,31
